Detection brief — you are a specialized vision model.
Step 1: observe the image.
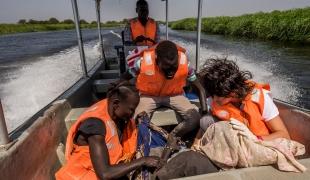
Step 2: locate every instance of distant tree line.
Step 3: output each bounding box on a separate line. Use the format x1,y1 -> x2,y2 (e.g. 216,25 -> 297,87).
169,7 -> 310,44
17,18 -> 129,25
18,18 -> 83,24
0,18 -> 127,35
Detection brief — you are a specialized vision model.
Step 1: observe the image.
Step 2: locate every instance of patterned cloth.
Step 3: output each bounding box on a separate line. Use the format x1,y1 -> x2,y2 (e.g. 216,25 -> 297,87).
193,121 -> 307,172
135,114 -> 168,180
137,115 -> 167,157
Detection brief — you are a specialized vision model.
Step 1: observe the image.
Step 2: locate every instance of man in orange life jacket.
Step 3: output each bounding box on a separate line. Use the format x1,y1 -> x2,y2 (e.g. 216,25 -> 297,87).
198,58 -> 290,141
122,40 -> 208,142
123,0 -> 160,46
55,82 -> 160,180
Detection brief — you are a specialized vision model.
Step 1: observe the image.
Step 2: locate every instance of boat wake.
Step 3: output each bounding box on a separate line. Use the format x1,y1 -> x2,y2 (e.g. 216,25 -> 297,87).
0,41 -> 101,132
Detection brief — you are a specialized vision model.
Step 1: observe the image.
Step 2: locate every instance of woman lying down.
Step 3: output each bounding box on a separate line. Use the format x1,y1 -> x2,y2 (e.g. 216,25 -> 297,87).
149,58 -> 307,179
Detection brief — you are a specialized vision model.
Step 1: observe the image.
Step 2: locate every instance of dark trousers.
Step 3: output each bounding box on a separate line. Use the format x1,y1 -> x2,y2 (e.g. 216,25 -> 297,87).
154,151 -> 219,179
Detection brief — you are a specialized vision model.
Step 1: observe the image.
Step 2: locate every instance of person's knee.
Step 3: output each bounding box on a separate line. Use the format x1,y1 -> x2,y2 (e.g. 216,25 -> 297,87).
133,97 -> 156,118
185,108 -> 201,126
171,108 -> 201,137
200,115 -> 216,131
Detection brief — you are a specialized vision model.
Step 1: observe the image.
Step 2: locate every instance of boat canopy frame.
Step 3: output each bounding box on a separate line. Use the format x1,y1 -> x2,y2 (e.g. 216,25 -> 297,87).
0,100 -> 10,146
70,0 -> 204,74
0,0 -> 204,145
159,0 -> 204,69
70,0 -> 107,77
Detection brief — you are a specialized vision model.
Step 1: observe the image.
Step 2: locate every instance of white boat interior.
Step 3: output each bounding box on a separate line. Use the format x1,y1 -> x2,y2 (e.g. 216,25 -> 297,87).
0,0 -> 309,179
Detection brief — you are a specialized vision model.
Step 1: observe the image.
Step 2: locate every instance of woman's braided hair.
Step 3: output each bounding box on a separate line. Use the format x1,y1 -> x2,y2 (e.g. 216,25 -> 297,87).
198,58 -> 255,100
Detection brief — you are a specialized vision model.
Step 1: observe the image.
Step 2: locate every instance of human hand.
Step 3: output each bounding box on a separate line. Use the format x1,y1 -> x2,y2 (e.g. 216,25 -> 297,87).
156,159 -> 167,170
166,134 -> 180,151
141,156 -> 160,168
135,111 -> 149,124
229,118 -> 259,141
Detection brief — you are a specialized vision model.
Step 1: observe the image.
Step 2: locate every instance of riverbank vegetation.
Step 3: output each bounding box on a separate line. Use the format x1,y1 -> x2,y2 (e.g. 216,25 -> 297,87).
0,18 -> 125,35
170,7 -> 310,44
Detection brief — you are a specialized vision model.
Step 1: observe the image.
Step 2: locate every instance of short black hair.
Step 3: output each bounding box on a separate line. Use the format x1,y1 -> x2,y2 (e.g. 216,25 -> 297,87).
198,58 -> 254,99
155,40 -> 178,62
107,81 -> 139,100
136,0 -> 148,7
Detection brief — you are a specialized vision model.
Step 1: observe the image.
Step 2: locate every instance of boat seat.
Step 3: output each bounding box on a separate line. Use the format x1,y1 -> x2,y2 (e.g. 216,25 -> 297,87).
151,108 -> 181,126
183,158 -> 310,180
150,99 -> 199,126
63,107 -> 180,131
105,56 -> 119,71
106,57 -> 118,64
98,69 -> 120,79
58,107 -> 87,165
63,100 -> 199,131
107,64 -> 119,70
64,108 -> 87,131
93,78 -> 117,93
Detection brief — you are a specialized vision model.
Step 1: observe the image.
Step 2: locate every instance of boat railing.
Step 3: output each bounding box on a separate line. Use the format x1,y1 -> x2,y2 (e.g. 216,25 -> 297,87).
162,0 -> 203,70
196,0 -> 203,70
95,0 -> 107,65
0,99 -> 10,146
71,0 -> 88,77
165,0 -> 169,40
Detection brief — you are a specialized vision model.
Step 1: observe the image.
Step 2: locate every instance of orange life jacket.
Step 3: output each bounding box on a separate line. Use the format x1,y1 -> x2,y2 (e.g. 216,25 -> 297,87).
136,46 -> 188,97
55,99 -> 137,180
130,18 -> 157,46
211,82 -> 271,136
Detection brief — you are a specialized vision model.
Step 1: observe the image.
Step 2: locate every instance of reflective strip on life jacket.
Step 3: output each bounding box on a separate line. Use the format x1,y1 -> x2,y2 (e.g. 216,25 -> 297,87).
55,99 -> 137,180
130,18 -> 157,46
136,47 -> 188,96
211,83 -> 271,136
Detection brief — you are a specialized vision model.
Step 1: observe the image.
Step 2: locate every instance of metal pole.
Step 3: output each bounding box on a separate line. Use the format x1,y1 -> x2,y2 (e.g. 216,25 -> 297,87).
165,0 -> 169,40
95,0 -> 107,64
195,0 -> 203,70
71,0 -> 88,77
0,100 -> 9,145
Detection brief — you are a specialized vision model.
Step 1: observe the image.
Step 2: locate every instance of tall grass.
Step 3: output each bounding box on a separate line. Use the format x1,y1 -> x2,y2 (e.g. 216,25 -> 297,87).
170,7 -> 310,43
0,22 -> 124,35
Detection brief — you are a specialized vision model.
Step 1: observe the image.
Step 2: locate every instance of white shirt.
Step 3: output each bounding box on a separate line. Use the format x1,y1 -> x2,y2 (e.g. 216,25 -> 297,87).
262,89 -> 279,121
207,90 -> 279,122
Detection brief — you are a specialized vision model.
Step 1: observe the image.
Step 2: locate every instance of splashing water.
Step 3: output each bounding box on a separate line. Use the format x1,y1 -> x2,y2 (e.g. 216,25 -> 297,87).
0,41 -> 101,132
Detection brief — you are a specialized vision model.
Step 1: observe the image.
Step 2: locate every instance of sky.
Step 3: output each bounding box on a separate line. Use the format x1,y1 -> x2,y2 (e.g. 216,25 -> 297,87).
0,0 -> 309,23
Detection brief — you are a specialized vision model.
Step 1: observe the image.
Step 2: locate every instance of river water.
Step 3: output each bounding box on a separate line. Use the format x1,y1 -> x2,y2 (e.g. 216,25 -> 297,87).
0,28 -> 309,132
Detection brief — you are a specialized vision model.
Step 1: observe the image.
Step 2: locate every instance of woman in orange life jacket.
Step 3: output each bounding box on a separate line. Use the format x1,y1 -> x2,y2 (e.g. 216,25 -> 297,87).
196,58 -> 290,141
55,82 -> 160,180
